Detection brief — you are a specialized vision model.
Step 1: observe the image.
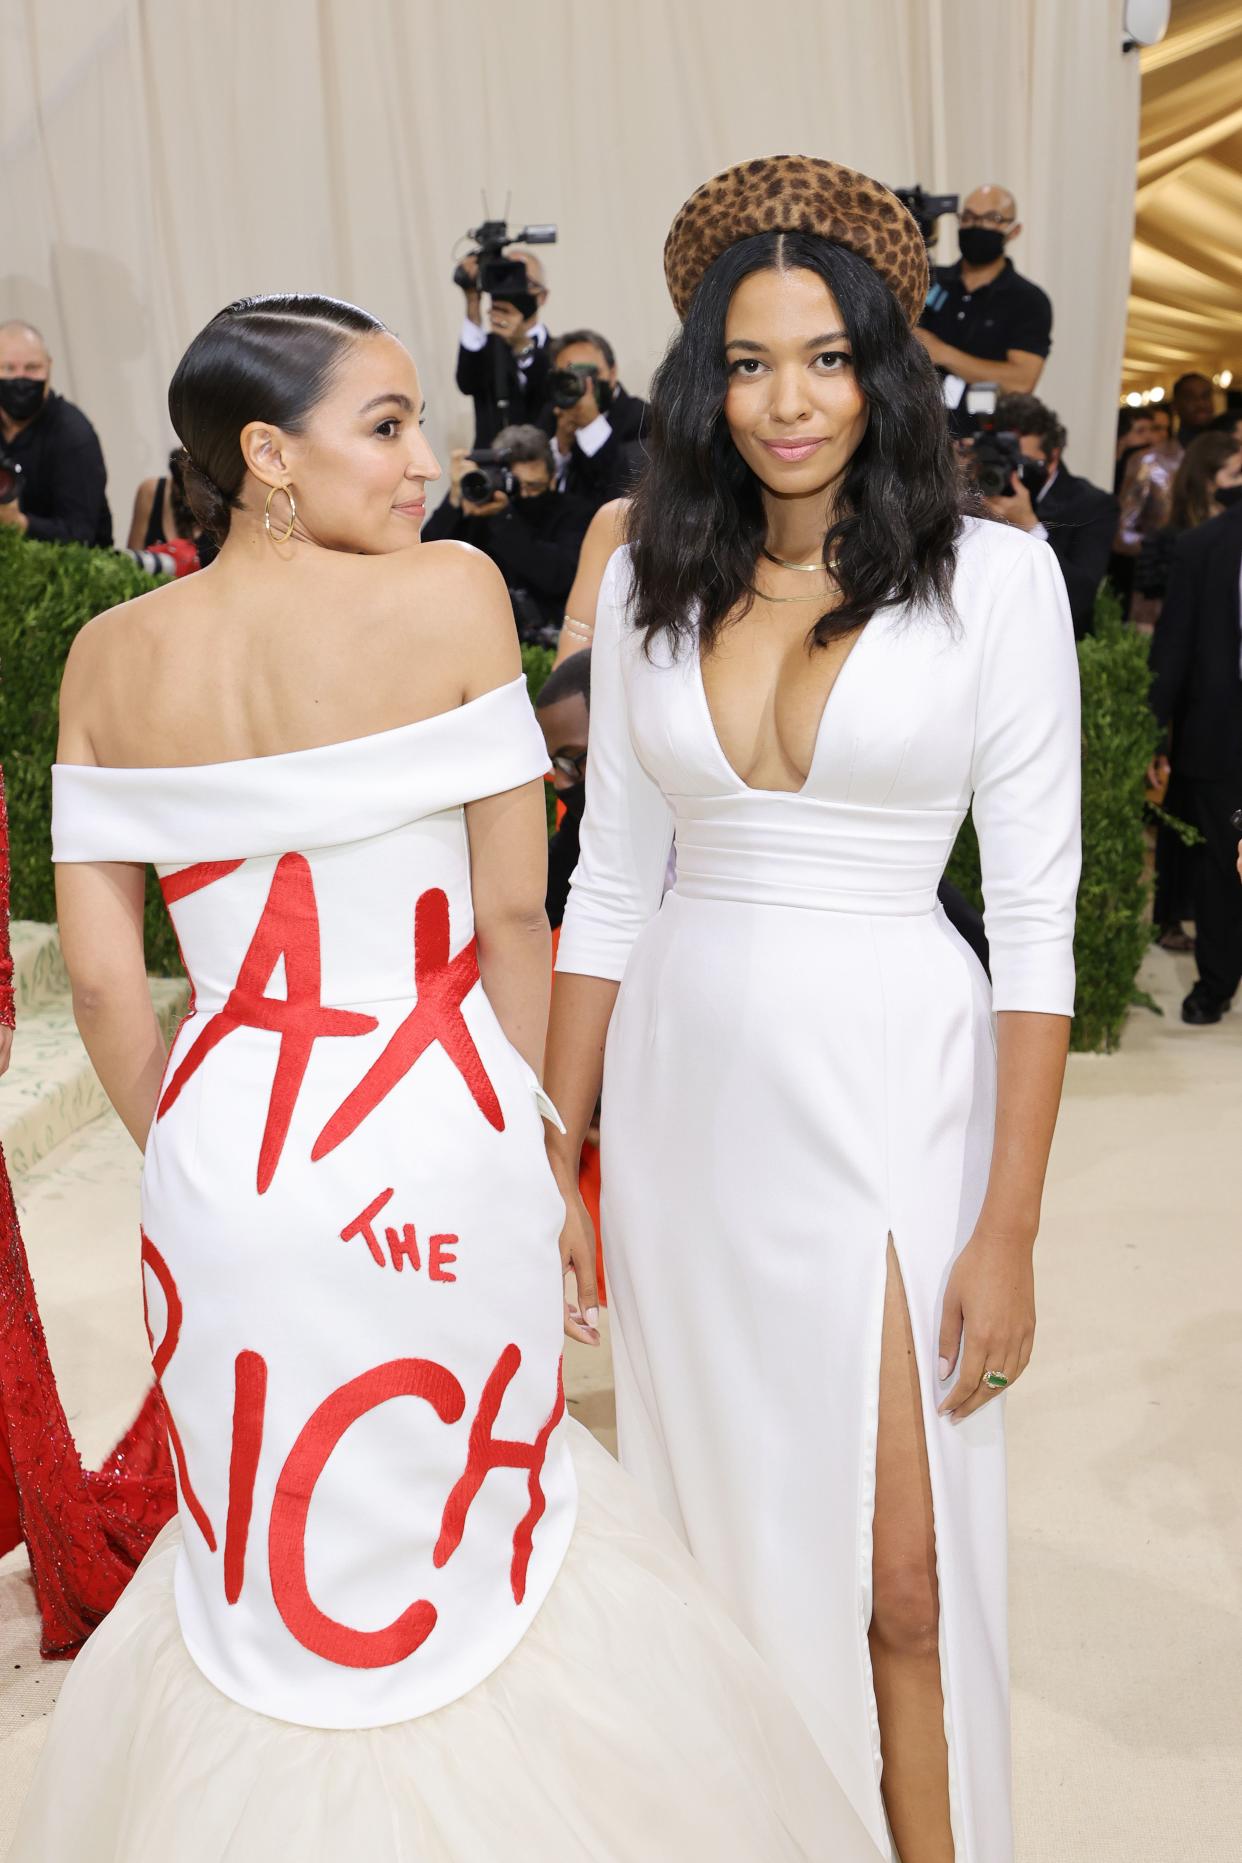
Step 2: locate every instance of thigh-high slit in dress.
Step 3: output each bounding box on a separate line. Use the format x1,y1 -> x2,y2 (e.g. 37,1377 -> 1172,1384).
556,517 -> 1082,1862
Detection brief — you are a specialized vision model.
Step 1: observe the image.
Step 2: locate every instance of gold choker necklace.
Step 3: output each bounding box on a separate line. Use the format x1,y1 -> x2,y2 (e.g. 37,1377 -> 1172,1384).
761,546 -> 826,573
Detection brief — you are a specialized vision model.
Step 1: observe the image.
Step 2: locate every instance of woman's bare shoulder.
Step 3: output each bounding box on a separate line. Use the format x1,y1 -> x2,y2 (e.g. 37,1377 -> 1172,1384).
380,542 -> 521,695
63,577 -> 188,673
58,581 -> 197,758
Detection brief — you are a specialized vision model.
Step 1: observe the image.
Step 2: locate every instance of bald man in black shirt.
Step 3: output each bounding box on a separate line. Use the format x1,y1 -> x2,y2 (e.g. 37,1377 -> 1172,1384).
917,184 -> 1052,437
0,320 -> 112,546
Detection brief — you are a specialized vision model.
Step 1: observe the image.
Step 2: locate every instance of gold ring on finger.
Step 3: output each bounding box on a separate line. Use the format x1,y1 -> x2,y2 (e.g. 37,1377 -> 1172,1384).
981,1369 -> 1010,1390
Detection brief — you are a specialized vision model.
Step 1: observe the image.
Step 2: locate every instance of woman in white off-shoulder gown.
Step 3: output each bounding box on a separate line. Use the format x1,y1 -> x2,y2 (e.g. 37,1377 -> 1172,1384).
11,293 -> 877,1863
547,161 -> 1081,1863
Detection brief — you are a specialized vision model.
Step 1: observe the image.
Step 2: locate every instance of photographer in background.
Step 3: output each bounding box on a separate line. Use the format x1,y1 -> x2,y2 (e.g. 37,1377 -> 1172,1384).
455,251 -> 552,446
422,424 -> 590,638
542,330 -> 649,512
0,319 -> 112,545
982,393 -> 1117,638
917,184 -> 1052,436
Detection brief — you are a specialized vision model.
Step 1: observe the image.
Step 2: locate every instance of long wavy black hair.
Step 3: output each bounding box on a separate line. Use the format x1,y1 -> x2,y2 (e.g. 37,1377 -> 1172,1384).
627,231 -> 967,652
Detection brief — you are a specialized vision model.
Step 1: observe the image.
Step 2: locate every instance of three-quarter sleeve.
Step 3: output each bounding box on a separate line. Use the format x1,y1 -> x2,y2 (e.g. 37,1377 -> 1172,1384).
555,549 -> 675,982
970,537 -> 1081,1015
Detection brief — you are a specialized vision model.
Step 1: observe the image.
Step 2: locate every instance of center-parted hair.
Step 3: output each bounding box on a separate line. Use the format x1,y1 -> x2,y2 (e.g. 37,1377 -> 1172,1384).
626,231 -> 966,653
168,293 -> 387,543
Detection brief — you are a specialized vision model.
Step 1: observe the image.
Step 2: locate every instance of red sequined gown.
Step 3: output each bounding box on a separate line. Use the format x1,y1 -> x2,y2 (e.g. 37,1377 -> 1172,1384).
0,763 -> 175,1657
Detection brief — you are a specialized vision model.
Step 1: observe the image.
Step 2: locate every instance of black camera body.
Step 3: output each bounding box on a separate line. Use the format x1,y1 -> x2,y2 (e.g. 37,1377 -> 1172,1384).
965,428 -> 1047,502
894,185 -> 959,246
453,218 -> 557,306
547,364 -> 614,415
460,446 -> 515,506
0,450 -> 23,506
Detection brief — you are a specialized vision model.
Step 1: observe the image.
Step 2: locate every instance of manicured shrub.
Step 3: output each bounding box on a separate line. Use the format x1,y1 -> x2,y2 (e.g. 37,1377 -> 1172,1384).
946,585 -> 1159,1053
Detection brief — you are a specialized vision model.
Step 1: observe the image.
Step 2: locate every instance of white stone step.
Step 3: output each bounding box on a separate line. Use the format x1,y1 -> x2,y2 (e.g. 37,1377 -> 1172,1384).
0,980 -> 189,1177
7,921 -> 69,1014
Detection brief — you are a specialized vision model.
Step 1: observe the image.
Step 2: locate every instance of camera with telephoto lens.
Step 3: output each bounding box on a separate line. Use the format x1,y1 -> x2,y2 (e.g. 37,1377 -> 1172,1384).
460,446 -> 515,506
893,185 -> 959,246
547,363 -> 615,415
0,450 -> 23,505
453,217 -> 557,310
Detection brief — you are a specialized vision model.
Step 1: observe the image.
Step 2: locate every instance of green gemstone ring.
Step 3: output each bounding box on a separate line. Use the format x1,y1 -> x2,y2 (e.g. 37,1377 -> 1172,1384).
982,1370 -> 1010,1391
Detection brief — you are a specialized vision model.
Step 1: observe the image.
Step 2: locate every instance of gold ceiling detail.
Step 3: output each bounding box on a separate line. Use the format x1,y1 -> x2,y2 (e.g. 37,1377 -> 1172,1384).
1125,0 -> 1242,390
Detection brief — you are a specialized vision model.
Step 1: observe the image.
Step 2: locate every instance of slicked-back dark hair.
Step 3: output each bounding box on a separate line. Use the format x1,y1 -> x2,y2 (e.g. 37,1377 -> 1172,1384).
168,293 -> 387,542
627,231 -> 965,653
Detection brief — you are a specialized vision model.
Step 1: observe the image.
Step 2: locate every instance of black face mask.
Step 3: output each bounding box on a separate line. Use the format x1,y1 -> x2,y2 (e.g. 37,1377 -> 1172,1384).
557,780 -> 587,823
1215,483 -> 1242,509
0,377 -> 47,422
958,227 -> 1006,268
516,489 -> 554,518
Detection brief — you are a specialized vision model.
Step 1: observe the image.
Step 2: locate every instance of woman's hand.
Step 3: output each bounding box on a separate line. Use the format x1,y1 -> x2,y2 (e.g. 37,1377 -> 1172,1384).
552,1155 -> 601,1348
937,1229 -> 1036,1422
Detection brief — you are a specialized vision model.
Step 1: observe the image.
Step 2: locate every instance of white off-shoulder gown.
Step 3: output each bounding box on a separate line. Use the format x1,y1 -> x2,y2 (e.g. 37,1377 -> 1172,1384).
556,518 -> 1082,1863
14,677 -> 879,1863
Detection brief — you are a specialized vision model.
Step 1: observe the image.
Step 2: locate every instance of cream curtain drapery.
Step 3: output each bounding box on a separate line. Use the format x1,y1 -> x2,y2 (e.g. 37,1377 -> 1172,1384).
1126,0 -> 1242,389
1,0 -> 1138,522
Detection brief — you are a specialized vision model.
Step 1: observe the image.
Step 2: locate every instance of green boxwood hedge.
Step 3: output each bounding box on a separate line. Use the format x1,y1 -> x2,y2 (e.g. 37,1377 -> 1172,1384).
0,529 -> 184,972
945,584 -> 1158,1052
2,532 -> 1157,1049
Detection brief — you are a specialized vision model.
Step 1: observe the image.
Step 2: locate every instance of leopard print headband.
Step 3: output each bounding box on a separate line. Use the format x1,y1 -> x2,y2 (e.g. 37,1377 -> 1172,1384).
664,154 -> 928,327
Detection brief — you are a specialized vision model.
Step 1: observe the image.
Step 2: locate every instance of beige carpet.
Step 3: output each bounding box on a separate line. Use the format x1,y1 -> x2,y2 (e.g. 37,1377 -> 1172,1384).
1,943 -> 1238,1859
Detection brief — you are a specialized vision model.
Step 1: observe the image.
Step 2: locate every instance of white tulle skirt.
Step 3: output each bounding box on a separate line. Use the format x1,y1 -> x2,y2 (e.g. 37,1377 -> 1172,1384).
9,1422 -> 879,1862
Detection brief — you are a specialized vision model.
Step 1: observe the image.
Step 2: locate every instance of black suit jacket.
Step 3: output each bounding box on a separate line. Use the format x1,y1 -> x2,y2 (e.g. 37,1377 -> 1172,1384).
539,387 -> 650,511
1036,465 -> 1117,638
1149,504 -> 1242,783
456,332 -> 554,447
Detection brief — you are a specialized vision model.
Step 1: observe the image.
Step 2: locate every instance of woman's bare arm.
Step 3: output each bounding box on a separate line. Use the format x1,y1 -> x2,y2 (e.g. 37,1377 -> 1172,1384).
467,779 -> 553,1077
553,498 -> 630,665
542,974 -> 617,1173
456,545 -> 555,1076
55,860 -> 167,1149
126,478 -> 157,552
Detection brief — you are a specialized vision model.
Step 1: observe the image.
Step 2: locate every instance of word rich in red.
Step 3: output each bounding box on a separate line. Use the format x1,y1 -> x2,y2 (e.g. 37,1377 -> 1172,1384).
141,1237 -> 564,1668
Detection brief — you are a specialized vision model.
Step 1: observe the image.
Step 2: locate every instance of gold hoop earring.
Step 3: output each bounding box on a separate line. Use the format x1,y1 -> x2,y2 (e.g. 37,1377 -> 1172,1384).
264,483 -> 296,543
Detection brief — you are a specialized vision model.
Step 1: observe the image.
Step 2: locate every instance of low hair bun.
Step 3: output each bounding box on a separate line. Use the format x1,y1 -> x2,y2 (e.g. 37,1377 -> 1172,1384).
176,449 -> 236,544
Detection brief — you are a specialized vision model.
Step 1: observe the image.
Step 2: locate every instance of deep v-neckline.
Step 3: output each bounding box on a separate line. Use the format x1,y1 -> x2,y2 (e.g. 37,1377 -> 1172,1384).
694,618 -> 873,798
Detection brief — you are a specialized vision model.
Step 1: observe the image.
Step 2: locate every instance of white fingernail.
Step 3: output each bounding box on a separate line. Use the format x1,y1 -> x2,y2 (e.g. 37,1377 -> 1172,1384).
938,1357 -> 949,1380
585,1307 -> 599,1328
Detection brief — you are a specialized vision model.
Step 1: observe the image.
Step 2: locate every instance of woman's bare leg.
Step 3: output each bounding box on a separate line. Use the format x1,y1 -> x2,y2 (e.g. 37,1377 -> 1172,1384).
869,1239 -> 954,1862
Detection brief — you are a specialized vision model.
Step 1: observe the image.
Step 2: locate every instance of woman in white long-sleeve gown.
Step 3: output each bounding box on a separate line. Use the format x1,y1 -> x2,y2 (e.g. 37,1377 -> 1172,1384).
546,157 -> 1080,1863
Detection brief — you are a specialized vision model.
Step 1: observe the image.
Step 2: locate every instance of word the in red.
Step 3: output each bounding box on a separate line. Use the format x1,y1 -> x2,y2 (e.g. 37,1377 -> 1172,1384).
339,1189 -> 459,1280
